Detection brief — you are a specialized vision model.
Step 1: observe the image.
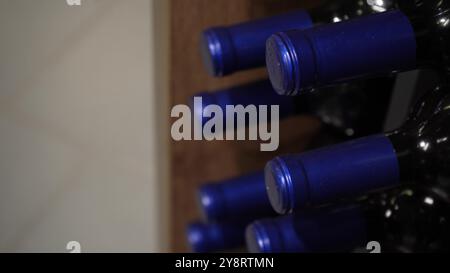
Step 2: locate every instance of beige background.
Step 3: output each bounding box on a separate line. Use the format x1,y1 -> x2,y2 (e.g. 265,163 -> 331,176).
0,0 -> 169,252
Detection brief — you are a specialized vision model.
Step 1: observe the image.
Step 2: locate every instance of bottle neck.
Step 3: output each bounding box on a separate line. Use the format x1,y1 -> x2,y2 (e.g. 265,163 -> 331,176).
360,192 -> 399,242
293,77 -> 394,138
386,82 -> 450,190
388,129 -> 450,192
309,0 -> 352,24
381,186 -> 450,252
386,131 -> 416,186
310,0 -> 395,25
399,1 -> 450,71
357,185 -> 450,252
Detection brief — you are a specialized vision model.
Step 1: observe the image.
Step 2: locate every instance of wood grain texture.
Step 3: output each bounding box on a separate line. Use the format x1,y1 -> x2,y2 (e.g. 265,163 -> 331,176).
169,0 -> 322,252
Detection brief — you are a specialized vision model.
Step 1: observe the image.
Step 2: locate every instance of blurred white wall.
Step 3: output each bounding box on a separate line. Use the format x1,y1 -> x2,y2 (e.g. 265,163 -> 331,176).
0,0 -> 169,252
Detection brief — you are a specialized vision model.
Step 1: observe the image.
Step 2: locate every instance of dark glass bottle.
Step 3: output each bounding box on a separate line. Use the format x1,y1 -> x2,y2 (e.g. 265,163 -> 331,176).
200,0 -> 394,76
265,1 -> 450,95
310,0 -> 394,24
245,199 -> 388,253
265,82 -> 450,214
186,221 -> 247,253
192,76 -> 395,139
381,186 -> 450,252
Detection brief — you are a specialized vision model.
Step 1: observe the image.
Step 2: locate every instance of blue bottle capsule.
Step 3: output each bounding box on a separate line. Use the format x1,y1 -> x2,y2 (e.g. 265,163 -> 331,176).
266,10 -> 416,95
198,171 -> 275,222
187,221 -> 246,253
201,10 -> 313,76
265,134 -> 400,214
191,80 -> 297,129
246,205 -> 368,253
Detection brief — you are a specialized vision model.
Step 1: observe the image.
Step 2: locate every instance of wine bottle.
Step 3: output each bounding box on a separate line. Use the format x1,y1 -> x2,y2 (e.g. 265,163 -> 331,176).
186,221 -> 247,253
201,0 -> 393,76
265,82 -> 450,214
192,76 -> 395,138
201,10 -> 312,77
245,200 -> 388,253
265,1 -> 450,95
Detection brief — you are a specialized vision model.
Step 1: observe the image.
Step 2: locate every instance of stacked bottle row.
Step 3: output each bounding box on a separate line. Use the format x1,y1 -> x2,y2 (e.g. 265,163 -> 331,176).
186,0 -> 450,253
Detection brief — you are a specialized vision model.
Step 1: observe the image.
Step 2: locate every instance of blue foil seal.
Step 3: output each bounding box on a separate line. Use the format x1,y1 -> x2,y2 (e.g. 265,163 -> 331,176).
187,221 -> 246,253
265,134 -> 400,214
197,171 -> 275,222
246,215 -> 305,253
201,10 -> 313,76
191,80 -> 297,129
266,10 -> 416,95
246,205 -> 367,253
